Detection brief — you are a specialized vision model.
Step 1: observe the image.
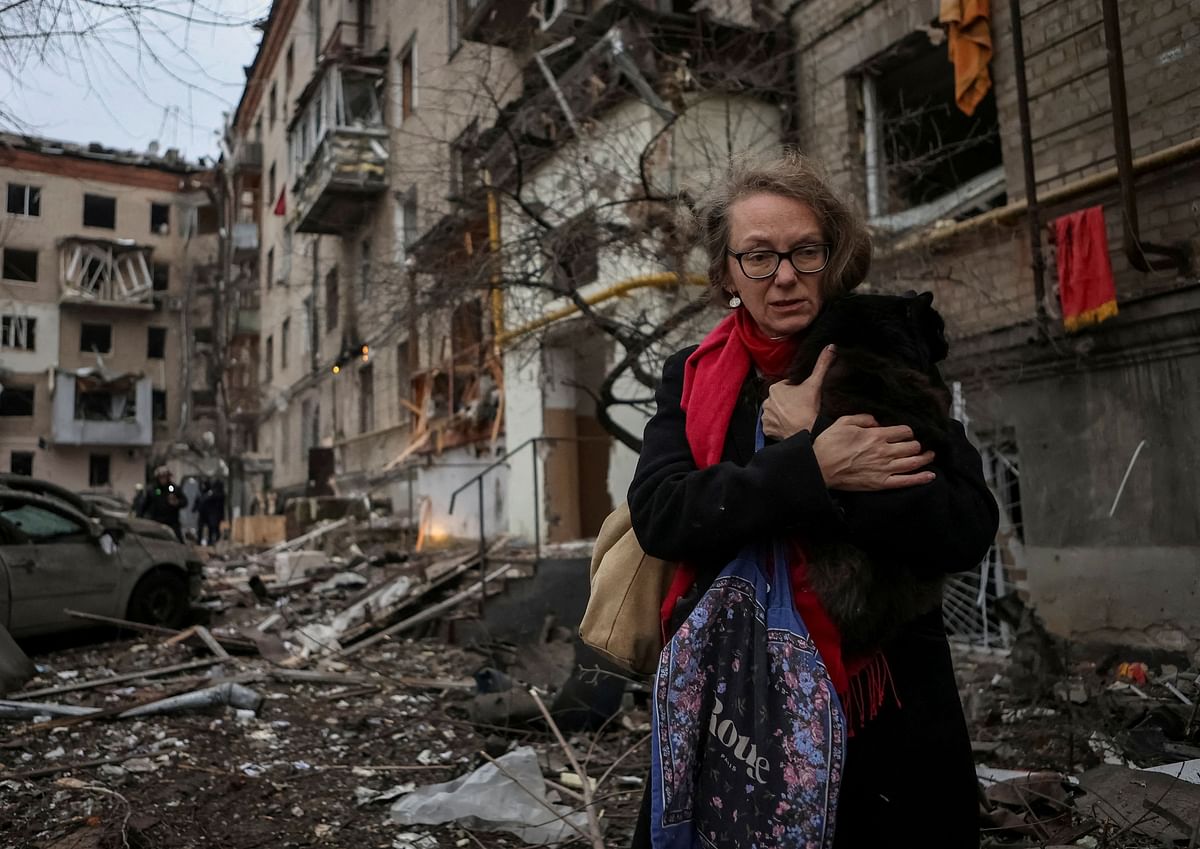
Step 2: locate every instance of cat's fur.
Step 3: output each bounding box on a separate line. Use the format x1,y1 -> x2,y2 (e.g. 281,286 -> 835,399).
788,292 -> 953,655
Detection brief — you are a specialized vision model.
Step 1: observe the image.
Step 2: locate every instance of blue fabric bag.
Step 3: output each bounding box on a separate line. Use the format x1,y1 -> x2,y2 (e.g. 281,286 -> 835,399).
650,422 -> 847,849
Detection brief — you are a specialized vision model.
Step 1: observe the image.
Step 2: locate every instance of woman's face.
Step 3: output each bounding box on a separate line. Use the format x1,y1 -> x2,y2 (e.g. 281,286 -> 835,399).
726,193 -> 827,338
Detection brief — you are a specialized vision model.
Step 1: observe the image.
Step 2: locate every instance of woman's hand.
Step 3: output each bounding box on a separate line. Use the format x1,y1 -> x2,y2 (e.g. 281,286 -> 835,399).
762,344 -> 836,440
813,414 -> 936,491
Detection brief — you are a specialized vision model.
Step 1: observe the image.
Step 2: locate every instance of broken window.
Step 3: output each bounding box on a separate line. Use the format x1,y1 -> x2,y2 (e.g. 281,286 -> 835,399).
265,335 -> 274,381
89,454 -> 111,487
2,248 -> 38,283
81,388 -> 131,421
399,38 -> 416,120
151,202 -> 170,235
83,194 -> 117,229
193,327 -> 213,346
359,363 -> 375,433
268,163 -> 277,211
397,187 -> 418,257
286,43 -> 295,91
859,30 -> 1004,232
197,204 -> 219,235
0,387 -> 34,416
9,451 -> 33,476
7,183 -> 40,216
451,299 -> 483,367
267,248 -> 275,289
270,82 -> 278,127
342,70 -> 383,128
152,262 -> 170,291
431,371 -> 449,419
396,341 -> 411,424
147,326 -> 167,359
282,317 -> 291,369
1,315 -> 36,350
325,267 -> 340,331
152,389 -> 167,422
359,240 -> 371,299
80,323 -> 113,354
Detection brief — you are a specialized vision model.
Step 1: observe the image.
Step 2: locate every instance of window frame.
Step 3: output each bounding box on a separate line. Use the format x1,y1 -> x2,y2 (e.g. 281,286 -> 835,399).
82,193 -> 117,229
1,247 -> 38,284
1,314 -> 37,351
80,322 -> 113,355
7,183 -> 41,217
150,202 -> 171,235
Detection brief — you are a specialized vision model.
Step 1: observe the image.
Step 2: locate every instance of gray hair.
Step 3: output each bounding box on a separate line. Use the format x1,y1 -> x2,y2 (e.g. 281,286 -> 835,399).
686,149 -> 873,303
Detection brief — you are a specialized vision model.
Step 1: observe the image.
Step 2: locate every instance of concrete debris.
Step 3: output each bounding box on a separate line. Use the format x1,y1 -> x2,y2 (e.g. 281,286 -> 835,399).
12,514 -> 1200,848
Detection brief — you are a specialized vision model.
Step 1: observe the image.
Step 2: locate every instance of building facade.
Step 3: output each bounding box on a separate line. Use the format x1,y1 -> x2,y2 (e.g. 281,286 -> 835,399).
234,0 -> 1199,643
0,136 -> 223,497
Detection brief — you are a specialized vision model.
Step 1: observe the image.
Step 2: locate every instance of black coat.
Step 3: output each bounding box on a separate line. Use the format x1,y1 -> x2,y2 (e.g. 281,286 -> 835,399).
627,346 -> 996,848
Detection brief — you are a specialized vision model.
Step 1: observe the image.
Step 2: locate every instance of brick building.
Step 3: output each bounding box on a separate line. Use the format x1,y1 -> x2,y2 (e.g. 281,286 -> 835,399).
233,0 -> 1199,643
0,136 -> 225,497
790,0 -> 1199,645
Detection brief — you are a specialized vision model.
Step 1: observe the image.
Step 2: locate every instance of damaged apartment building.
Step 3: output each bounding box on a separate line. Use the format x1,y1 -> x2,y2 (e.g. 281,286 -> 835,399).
0,136 -> 252,495
235,0 -> 1199,646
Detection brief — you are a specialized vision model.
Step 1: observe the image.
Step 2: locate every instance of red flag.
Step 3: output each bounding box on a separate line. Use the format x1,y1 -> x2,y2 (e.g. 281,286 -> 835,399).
273,187 -> 286,216
1054,205 -> 1118,332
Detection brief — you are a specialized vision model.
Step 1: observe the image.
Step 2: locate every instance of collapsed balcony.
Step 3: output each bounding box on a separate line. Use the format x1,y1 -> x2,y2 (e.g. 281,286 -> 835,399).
289,49 -> 388,235
51,367 -> 153,446
58,237 -> 154,309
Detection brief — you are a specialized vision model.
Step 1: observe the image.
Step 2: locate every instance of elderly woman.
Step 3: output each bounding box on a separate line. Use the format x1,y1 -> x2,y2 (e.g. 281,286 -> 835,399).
629,152 -> 998,847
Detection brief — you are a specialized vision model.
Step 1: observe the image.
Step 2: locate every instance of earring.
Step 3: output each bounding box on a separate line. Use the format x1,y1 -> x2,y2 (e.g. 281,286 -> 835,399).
728,295 -> 742,308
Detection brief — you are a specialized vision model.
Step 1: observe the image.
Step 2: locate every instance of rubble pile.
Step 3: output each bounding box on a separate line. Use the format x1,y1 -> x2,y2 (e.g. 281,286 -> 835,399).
4,522 -> 1200,848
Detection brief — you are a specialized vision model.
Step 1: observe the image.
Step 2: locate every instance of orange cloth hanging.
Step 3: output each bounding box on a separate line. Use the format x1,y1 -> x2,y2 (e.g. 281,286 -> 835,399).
1054,206 -> 1119,332
940,0 -> 994,116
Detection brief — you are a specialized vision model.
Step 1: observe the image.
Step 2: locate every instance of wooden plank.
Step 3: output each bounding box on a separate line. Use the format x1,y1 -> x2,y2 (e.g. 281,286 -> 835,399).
7,658 -> 225,701
193,626 -> 231,660
339,562 -> 516,657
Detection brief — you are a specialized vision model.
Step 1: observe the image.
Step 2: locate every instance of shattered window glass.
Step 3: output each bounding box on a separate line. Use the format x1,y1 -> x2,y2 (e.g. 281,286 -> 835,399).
342,73 -> 381,126
0,503 -> 84,541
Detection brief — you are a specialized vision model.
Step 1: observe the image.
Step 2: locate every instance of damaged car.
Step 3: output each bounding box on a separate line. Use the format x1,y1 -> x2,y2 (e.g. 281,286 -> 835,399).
0,488 -> 203,638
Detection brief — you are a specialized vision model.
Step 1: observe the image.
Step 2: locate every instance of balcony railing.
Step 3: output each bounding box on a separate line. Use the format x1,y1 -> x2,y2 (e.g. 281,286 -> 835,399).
52,372 -> 153,447
289,61 -> 388,234
58,238 -> 154,309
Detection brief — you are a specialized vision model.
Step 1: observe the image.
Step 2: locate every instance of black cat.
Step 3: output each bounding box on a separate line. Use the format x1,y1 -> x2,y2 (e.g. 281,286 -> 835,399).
789,290 -> 952,455
788,291 -> 953,655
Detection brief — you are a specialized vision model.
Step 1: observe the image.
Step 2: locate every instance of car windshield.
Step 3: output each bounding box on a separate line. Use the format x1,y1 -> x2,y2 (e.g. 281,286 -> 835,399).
0,503 -> 83,541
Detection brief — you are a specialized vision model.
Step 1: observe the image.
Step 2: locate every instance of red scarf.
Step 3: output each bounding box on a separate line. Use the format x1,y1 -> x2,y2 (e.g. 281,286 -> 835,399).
661,310 -> 896,730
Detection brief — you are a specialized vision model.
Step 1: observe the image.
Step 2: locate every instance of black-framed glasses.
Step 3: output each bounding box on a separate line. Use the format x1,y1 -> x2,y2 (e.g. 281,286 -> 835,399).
726,244 -> 831,279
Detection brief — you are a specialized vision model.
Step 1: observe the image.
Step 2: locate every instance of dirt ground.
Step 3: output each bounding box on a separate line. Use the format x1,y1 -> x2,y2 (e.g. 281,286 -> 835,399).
4,544 -> 1199,849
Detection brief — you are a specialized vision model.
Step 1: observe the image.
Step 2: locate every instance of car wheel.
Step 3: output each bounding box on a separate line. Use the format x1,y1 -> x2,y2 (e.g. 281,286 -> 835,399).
127,569 -> 190,629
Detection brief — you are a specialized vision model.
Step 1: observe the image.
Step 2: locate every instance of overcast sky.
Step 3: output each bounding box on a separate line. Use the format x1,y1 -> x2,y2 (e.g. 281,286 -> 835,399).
2,0 -> 272,162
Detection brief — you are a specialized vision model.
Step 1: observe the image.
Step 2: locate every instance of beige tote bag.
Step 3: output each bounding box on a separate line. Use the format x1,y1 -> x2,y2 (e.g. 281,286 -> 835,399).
579,502 -> 677,676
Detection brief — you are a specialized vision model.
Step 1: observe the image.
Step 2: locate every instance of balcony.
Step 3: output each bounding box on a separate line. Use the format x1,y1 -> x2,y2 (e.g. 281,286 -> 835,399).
52,370 -> 153,447
58,237 -> 154,310
233,140 -> 263,172
289,59 -> 388,234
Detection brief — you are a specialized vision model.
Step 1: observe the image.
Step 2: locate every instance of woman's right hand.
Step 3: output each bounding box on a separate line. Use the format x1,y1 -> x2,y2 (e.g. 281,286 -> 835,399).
813,414 -> 936,491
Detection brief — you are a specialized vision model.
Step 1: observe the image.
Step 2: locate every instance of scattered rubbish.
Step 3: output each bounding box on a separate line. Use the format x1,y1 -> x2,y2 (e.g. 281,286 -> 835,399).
390,746 -> 592,845
1076,763 -> 1200,842
354,782 -> 416,805
1116,661 -> 1149,685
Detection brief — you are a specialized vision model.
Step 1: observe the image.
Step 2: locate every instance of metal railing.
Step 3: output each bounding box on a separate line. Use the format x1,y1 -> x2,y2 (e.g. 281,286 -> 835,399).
447,434 -> 609,613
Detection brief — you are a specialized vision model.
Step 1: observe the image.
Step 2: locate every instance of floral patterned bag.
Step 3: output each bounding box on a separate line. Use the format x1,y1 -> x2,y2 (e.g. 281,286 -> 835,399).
649,425 -> 847,848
